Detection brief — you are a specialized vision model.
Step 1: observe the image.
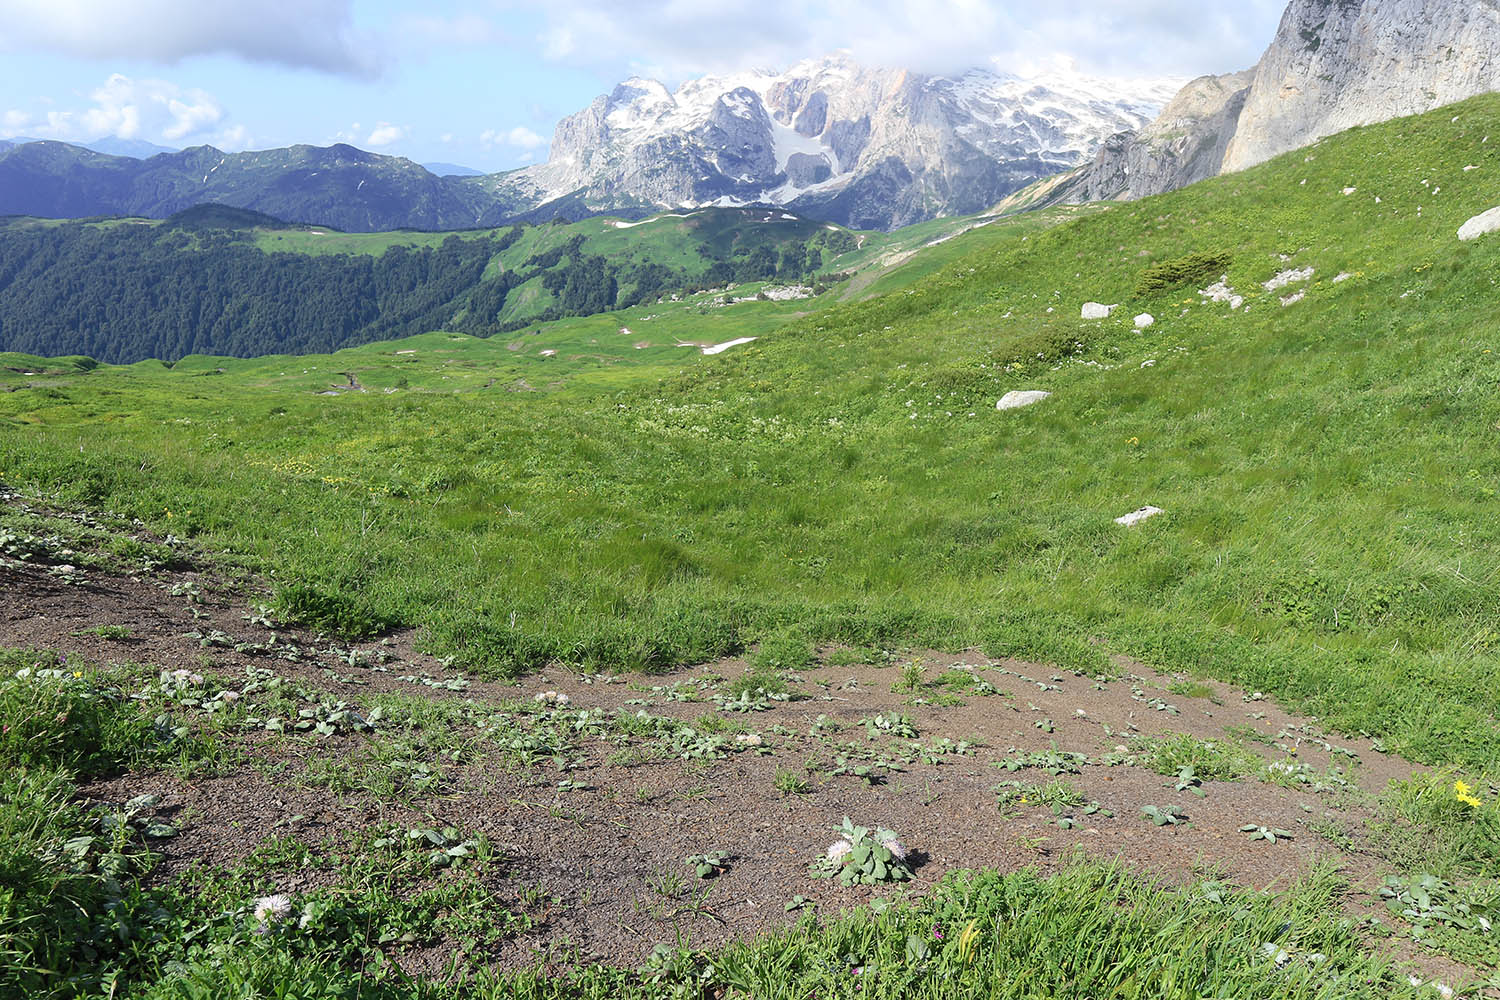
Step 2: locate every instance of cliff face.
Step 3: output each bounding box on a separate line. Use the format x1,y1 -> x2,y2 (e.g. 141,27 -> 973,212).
1223,0 -> 1500,172
1051,69 -> 1256,204
1054,0 -> 1500,206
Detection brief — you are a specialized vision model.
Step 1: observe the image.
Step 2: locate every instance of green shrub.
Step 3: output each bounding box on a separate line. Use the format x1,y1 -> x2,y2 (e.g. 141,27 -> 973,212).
993,328 -> 1090,368
1131,732 -> 1259,783
749,626 -> 813,671
274,583 -> 397,638
1372,769 -> 1500,878
0,651 -> 153,779
1135,250 -> 1232,296
0,767 -> 171,1000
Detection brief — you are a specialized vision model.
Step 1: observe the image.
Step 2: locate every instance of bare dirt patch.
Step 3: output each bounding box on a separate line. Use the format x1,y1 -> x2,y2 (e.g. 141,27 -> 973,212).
0,495 -> 1466,982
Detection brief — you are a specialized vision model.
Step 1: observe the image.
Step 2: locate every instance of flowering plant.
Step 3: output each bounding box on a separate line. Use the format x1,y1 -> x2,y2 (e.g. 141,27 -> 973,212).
813,817 -> 912,885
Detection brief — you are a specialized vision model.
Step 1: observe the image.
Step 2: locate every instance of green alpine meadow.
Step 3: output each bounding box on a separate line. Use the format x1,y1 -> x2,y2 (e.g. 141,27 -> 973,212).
3,95 -> 1499,998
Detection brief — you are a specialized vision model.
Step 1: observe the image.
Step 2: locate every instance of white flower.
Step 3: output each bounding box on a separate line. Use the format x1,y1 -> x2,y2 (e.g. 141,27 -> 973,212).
189,673 -> 204,686
221,690 -> 241,703
881,839 -> 908,862
253,894 -> 293,924
736,734 -> 763,746
826,839 -> 853,864
555,693 -> 569,706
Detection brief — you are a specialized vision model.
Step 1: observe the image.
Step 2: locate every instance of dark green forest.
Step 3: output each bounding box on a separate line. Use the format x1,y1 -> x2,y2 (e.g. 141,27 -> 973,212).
0,207 -> 847,363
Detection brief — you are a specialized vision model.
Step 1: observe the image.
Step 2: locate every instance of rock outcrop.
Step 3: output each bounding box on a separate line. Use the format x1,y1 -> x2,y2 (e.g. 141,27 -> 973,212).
1047,69 -> 1255,204
1051,0 -> 1500,206
1223,0 -> 1500,172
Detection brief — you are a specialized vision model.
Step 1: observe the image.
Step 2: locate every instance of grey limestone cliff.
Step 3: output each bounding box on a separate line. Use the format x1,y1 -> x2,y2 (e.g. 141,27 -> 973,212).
1055,0 -> 1500,206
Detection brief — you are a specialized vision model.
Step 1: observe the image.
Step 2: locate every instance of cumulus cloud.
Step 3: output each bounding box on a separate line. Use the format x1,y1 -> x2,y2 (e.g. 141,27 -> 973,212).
365,122 -> 406,147
481,126 -> 548,150
513,0 -> 1286,81
5,74 -> 225,144
506,127 -> 546,150
0,0 -> 384,77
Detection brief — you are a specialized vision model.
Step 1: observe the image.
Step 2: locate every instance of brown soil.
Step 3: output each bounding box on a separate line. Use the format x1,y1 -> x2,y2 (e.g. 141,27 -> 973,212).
0,519 -> 1474,985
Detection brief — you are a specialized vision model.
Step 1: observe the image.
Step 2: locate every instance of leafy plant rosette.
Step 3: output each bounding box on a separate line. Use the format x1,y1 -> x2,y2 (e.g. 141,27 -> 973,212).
813,817 -> 913,885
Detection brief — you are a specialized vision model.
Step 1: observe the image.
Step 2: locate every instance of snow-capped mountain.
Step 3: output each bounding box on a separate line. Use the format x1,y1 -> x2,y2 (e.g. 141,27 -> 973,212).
483,55 -> 1182,230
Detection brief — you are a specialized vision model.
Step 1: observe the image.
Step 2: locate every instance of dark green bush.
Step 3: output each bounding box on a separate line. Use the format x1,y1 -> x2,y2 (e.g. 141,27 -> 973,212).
1135,251 -> 1232,296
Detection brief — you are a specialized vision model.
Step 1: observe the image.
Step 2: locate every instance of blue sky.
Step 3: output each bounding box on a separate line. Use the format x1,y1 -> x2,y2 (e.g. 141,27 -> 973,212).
0,1 -> 1288,172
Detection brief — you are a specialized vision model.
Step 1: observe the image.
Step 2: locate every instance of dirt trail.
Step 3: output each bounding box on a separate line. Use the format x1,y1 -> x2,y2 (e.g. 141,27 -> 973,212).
0,512 -> 1472,984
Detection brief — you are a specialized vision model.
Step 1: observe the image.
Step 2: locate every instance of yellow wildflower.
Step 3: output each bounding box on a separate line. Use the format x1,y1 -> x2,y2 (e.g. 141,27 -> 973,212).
1455,780 -> 1483,808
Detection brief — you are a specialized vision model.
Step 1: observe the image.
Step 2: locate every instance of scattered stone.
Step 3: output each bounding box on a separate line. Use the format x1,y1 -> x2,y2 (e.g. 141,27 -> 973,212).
997,390 -> 1052,411
1332,272 -> 1353,283
1115,507 -> 1164,527
1342,187 -> 1357,196
1081,302 -> 1118,320
1464,165 -> 1480,172
1263,267 -> 1315,292
1134,313 -> 1155,329
1200,277 -> 1244,310
1280,290 -> 1306,306
1458,207 -> 1500,241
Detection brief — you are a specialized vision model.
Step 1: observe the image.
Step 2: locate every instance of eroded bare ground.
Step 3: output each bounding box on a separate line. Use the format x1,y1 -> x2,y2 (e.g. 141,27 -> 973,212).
0,518 -> 1476,985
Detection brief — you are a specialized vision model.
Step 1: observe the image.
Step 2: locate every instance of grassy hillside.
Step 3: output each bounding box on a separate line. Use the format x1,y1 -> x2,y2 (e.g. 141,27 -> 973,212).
0,202 -> 1010,363
5,95 -> 1500,1000
7,96 -> 1500,766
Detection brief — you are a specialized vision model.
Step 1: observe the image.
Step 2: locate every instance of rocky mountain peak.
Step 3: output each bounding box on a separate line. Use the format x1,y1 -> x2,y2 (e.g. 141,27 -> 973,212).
496,54 -> 1180,229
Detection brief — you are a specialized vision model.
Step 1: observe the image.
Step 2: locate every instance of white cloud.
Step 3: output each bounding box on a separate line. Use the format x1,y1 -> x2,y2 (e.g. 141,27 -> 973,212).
214,124 -> 251,151
507,126 -> 545,150
511,0 -> 1286,81
0,0 -> 384,77
4,74 -> 225,144
479,126 -> 550,157
365,122 -> 405,147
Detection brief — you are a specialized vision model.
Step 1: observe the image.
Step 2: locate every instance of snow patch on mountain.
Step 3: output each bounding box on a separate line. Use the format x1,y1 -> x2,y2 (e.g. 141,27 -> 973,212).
499,53 -> 1182,230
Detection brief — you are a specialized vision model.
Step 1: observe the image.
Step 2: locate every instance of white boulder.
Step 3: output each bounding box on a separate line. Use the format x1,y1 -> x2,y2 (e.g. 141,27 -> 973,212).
997,390 -> 1052,411
1263,267 -> 1314,292
1081,302 -> 1117,320
1115,506 -> 1165,527
1134,313 -> 1155,329
1459,207 -> 1500,241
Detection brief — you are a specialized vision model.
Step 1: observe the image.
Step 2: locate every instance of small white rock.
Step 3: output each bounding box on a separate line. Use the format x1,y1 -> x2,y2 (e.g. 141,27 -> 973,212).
1134,313 -> 1154,330
997,390 -> 1052,411
1115,506 -> 1164,527
1081,302 -> 1117,320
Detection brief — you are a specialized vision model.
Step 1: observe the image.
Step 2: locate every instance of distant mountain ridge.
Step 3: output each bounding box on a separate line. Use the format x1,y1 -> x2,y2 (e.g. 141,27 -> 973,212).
1048,0 -> 1500,205
0,56 -> 1177,233
486,55 -> 1180,230
0,135 -> 180,159
0,141 -> 527,232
